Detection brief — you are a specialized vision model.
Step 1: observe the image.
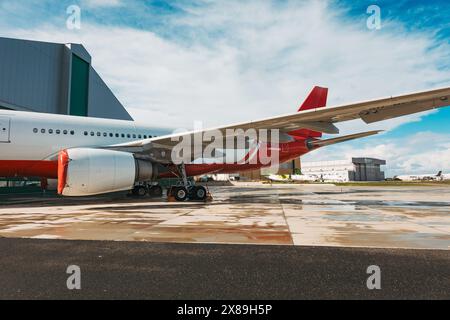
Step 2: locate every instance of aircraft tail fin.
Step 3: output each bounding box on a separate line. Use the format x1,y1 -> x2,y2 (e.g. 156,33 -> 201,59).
437,171 -> 442,177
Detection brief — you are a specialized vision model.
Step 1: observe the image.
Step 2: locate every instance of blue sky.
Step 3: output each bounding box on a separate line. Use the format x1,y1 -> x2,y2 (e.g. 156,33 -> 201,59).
0,0 -> 449,176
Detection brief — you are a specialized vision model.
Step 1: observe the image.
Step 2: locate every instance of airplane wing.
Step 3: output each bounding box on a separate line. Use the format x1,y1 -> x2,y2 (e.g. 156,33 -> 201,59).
105,86 -> 450,161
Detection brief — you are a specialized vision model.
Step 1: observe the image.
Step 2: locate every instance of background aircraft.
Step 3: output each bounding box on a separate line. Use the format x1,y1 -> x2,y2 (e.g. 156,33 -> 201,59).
395,171 -> 450,181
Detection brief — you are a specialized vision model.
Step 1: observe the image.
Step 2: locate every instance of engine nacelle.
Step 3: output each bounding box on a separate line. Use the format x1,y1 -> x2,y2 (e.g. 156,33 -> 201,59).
58,148 -> 158,196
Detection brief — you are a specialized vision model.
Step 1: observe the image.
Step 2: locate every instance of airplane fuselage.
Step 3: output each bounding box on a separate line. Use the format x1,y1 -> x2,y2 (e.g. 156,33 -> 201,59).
0,110 -> 308,180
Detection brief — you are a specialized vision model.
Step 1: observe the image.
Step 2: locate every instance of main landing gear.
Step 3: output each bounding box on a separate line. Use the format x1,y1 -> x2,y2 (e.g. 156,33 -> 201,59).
131,183 -> 163,198
168,183 -> 208,201
166,163 -> 211,202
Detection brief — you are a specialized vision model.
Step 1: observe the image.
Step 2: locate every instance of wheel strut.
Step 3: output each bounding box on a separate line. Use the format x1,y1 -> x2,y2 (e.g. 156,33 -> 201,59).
166,163 -> 212,202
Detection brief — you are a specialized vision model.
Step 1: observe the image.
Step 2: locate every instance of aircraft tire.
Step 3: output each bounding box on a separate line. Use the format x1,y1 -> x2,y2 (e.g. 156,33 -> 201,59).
191,186 -> 207,201
173,186 -> 188,201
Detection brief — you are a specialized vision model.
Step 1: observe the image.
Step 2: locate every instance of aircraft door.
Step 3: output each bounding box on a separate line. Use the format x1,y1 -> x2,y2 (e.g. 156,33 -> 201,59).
0,116 -> 11,143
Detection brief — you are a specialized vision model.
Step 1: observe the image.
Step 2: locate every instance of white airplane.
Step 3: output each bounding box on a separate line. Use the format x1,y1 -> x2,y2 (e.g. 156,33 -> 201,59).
291,174 -> 321,182
1,86 -> 449,201
395,171 -> 449,181
267,174 -> 320,182
267,174 -> 289,182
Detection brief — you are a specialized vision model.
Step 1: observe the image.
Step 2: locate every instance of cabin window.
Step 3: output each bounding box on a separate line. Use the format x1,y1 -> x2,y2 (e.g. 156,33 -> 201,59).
33,128 -> 38,133
121,133 -> 125,138
133,134 -> 137,139
143,135 -> 147,139
109,133 -> 113,137
90,132 -> 94,136
41,129 -> 46,133
70,130 -> 75,135
84,131 -> 88,136
126,134 -> 131,138
115,133 -> 119,138
56,130 -> 61,134
138,135 -> 142,139
63,130 -> 68,135
97,132 -> 101,137
103,132 -> 107,137
48,129 -> 53,134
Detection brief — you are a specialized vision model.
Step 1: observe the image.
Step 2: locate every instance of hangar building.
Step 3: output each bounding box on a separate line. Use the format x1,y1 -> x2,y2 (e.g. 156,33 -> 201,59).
301,158 -> 386,182
0,36 -> 132,120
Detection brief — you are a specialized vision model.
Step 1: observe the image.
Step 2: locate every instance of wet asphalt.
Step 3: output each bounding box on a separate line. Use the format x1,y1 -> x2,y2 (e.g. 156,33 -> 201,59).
0,237 -> 448,300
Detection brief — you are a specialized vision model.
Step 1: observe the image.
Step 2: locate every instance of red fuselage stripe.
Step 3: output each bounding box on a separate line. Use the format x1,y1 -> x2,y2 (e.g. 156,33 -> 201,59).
0,160 -> 58,179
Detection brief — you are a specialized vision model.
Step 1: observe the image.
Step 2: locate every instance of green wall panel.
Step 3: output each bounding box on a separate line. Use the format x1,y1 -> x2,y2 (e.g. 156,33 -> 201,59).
69,54 -> 89,117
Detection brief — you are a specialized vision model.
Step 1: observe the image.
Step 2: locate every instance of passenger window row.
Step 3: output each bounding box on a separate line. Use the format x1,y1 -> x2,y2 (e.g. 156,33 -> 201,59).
33,128 -> 154,140
33,128 -> 74,135
82,131 -> 152,139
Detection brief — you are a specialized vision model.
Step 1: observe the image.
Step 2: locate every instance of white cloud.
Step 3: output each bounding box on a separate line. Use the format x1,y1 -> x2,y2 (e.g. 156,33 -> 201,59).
81,0 -> 123,8
2,0 -> 449,130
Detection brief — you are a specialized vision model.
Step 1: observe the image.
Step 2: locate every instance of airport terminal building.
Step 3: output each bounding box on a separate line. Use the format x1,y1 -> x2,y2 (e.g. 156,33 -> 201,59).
301,158 -> 386,182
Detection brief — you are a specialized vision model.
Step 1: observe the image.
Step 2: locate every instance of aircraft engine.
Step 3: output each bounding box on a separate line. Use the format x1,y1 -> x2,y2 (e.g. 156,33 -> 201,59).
57,148 -> 158,196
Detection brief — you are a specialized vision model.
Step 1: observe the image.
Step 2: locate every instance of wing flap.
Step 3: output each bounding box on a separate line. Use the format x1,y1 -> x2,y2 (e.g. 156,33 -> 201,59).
310,130 -> 383,148
359,99 -> 438,123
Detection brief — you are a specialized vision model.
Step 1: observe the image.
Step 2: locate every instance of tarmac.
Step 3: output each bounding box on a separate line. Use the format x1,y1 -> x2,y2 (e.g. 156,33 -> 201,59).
0,182 -> 448,299
0,238 -> 448,299
0,183 -> 449,249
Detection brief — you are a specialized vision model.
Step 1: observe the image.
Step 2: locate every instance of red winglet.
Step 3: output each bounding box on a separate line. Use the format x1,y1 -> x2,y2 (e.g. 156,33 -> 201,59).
298,86 -> 328,111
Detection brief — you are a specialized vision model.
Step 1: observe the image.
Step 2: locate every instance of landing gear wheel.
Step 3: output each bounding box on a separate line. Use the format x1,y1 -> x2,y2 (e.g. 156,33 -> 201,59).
132,185 -> 148,197
191,186 -> 207,201
149,185 -> 163,197
137,186 -> 148,197
173,186 -> 188,201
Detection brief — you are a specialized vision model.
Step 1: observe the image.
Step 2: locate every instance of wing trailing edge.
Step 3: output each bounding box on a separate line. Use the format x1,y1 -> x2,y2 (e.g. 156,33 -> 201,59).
309,130 -> 383,148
